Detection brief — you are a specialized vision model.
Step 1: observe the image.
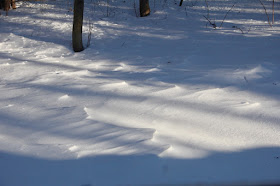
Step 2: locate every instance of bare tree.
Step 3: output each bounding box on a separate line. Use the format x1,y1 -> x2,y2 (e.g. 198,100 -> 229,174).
140,0 -> 150,17
72,0 -> 84,52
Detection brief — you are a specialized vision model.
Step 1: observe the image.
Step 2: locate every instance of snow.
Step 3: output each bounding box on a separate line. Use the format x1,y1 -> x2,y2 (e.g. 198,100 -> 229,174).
0,0 -> 280,185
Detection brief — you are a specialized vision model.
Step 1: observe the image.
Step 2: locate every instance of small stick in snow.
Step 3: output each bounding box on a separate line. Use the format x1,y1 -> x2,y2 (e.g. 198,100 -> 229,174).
86,20 -> 93,48
220,3 -> 236,28
259,0 -> 272,27
134,0 -> 139,17
205,0 -> 209,18
232,26 -> 244,34
247,25 -> 252,34
244,76 -> 249,84
203,15 -> 216,29
272,0 -> 275,24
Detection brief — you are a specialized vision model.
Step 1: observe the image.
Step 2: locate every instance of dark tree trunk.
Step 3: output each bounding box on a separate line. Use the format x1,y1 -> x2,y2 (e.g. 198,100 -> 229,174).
140,0 -> 150,17
1,0 -> 16,15
2,0 -> 11,11
179,0 -> 183,6
72,0 -> 84,52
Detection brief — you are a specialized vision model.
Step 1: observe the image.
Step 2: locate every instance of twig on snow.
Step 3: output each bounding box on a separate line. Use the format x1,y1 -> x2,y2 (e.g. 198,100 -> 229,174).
259,0 -> 272,27
272,0 -> 275,24
203,15 -> 216,29
220,3 -> 236,28
134,0 -> 139,17
247,25 -> 252,34
86,20 -> 93,48
232,25 -> 244,34
205,0 -> 209,18
244,76 -> 249,84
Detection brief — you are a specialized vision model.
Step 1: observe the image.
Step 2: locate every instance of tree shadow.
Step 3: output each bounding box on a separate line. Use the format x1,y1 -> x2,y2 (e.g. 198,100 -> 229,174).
0,147 -> 279,186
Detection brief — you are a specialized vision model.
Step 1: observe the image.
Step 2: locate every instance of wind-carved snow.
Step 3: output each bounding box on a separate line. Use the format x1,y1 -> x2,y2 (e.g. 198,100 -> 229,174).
1,0 -> 280,185
113,63 -> 126,71
144,68 -> 161,73
100,81 -> 128,89
82,107 -> 170,158
68,145 -> 79,152
58,94 -> 70,101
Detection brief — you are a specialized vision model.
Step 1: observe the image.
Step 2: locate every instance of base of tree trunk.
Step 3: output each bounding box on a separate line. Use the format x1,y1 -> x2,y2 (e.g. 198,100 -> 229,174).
179,0 -> 184,6
4,0 -> 11,11
12,0 -> 16,9
72,0 -> 84,52
0,0 -> 16,12
140,0 -> 150,17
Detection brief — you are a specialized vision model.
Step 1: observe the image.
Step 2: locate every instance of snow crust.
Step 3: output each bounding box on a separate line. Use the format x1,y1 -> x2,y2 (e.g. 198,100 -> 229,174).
0,0 -> 280,185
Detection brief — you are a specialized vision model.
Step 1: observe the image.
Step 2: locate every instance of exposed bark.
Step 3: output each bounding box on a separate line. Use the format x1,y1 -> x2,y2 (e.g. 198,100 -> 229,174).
140,0 -> 150,17
72,0 -> 84,52
11,0 -> 15,9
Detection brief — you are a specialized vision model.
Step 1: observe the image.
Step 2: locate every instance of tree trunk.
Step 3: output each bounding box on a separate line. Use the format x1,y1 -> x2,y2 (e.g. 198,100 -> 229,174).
0,0 -> 15,14
72,0 -> 84,52
140,0 -> 150,17
11,0 -> 15,9
2,0 -> 11,11
179,0 -> 183,6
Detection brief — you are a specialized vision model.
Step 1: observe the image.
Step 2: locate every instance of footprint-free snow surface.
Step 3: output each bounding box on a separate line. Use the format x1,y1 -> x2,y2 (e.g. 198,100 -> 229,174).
1,0 -> 280,185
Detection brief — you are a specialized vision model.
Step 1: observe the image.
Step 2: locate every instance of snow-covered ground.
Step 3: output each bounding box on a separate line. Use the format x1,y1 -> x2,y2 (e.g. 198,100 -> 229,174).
0,0 -> 280,185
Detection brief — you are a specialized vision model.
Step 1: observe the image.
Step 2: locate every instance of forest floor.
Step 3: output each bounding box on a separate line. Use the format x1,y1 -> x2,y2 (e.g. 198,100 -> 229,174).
0,0 -> 280,185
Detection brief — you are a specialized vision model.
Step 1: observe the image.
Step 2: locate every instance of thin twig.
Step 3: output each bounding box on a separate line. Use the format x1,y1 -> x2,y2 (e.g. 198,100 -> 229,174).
133,0 -> 138,17
272,0 -> 275,24
259,0 -> 272,27
244,76 -> 249,84
237,27 -> 244,34
247,25 -> 252,34
238,28 -> 244,34
106,0 -> 109,17
203,15 -> 216,29
232,25 -> 244,34
205,0 -> 209,18
86,20 -> 93,48
220,3 -> 236,28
